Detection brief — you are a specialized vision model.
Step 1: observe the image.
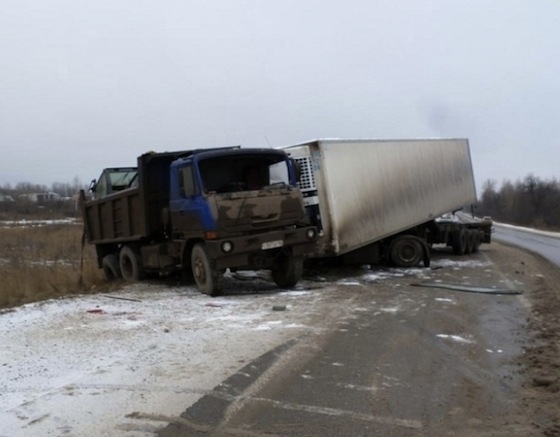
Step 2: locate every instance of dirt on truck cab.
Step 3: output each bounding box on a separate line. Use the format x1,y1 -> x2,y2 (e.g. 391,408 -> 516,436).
80,147 -> 318,296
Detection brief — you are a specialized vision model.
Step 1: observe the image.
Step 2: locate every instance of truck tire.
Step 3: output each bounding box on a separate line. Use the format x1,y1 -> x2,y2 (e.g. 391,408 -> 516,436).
191,243 -> 223,296
452,229 -> 467,255
102,254 -> 121,281
272,254 -> 303,288
119,246 -> 145,281
389,236 -> 423,267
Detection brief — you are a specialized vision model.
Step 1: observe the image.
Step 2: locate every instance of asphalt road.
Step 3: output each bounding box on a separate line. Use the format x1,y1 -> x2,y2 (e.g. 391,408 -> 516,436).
493,224 -> 560,267
159,248 -> 531,436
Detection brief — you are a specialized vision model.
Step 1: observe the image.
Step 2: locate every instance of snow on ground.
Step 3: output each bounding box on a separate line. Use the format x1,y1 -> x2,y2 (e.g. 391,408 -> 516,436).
493,221 -> 560,239
0,218 -> 79,228
0,256 -> 493,436
0,283 -> 332,437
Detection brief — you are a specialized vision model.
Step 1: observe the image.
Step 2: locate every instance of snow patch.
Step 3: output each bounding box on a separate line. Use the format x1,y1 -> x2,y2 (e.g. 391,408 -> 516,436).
433,259 -> 492,269
436,334 -> 475,345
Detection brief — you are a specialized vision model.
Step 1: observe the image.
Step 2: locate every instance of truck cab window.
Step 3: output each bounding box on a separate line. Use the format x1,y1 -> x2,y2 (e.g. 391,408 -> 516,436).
179,166 -> 196,197
93,168 -> 138,199
109,169 -> 138,191
198,155 -> 291,194
268,161 -> 290,186
93,177 -> 108,199
243,166 -> 264,190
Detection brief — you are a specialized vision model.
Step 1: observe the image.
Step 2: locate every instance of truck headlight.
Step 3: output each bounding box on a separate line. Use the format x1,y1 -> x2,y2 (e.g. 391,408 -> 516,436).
306,228 -> 317,240
221,241 -> 234,253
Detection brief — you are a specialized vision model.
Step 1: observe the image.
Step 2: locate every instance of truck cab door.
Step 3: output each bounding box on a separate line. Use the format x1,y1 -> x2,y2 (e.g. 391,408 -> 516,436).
169,164 -> 215,238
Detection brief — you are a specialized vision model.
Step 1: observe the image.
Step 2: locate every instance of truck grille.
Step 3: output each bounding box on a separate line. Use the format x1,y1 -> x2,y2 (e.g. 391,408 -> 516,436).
294,156 -> 316,192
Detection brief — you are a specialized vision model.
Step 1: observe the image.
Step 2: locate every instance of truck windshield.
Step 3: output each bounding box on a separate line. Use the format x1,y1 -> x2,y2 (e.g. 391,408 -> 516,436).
199,154 -> 290,194
93,168 -> 138,199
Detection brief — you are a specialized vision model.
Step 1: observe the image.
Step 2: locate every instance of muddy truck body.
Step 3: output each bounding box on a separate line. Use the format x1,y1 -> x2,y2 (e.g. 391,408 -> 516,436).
282,139 -> 492,267
80,148 -> 318,295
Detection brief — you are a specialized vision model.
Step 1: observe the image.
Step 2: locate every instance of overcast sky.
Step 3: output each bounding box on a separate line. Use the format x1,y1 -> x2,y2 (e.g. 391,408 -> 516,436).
1,1 -> 558,191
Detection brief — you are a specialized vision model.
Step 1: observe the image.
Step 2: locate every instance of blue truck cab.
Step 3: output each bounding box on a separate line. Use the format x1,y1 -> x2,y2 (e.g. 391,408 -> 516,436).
80,147 -> 317,296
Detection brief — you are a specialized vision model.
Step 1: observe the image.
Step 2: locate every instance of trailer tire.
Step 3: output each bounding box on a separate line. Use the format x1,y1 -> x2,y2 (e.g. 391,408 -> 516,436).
389,236 -> 423,267
191,243 -> 223,296
119,246 -> 145,281
102,254 -> 121,281
452,229 -> 467,255
272,254 -> 303,288
472,231 -> 482,253
465,230 -> 476,254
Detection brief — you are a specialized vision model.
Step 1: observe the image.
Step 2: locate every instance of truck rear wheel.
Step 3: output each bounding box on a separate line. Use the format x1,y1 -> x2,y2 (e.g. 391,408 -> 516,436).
272,254 -> 303,288
102,254 -> 121,281
389,236 -> 423,267
191,243 -> 223,296
119,246 -> 145,281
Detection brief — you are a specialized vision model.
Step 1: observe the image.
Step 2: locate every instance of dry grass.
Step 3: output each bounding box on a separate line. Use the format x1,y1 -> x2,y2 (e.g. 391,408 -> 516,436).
0,222 -> 111,309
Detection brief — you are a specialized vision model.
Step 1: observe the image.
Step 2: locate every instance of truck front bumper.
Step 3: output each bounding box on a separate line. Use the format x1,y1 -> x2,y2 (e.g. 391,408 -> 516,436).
205,226 -> 318,270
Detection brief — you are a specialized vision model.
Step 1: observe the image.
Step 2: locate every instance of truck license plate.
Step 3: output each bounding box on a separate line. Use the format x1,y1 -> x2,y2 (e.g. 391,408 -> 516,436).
262,240 -> 284,250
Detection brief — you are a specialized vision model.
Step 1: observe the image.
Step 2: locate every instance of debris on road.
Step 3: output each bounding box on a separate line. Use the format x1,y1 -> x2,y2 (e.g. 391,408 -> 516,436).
102,294 -> 143,302
86,308 -> 105,314
410,282 -> 523,295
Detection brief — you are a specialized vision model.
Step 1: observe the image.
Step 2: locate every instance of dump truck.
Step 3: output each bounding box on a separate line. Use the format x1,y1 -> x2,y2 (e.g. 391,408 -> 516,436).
79,147 -> 318,296
282,139 -> 492,267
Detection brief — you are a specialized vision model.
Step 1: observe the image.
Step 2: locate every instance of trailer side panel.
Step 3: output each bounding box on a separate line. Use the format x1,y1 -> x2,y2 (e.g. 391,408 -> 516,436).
285,139 -> 477,256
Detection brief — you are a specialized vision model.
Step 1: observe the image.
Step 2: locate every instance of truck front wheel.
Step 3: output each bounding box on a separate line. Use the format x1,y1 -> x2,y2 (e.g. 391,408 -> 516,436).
191,243 -> 223,296
272,254 -> 303,288
119,246 -> 145,281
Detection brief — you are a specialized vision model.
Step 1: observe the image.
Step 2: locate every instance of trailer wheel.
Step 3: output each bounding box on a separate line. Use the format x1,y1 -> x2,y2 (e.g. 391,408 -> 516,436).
389,236 -> 423,267
102,254 -> 121,281
191,243 -> 223,296
119,246 -> 145,281
452,229 -> 467,255
272,254 -> 303,288
472,231 -> 482,253
465,230 -> 476,254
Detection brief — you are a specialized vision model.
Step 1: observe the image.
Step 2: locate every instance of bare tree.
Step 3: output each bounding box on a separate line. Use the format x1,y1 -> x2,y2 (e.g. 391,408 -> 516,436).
478,175 -> 560,230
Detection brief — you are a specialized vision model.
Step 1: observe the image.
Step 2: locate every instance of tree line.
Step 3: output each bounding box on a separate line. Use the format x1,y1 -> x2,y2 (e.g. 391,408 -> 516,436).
477,174 -> 560,230
2,174 -> 559,229
0,177 -> 88,198
0,178 -> 89,217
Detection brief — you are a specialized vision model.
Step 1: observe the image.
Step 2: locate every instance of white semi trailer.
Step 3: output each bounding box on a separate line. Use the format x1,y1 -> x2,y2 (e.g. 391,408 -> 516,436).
282,139 -> 492,267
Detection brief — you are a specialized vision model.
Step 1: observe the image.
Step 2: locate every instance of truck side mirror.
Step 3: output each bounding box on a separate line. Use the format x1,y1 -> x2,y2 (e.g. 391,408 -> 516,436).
89,179 -> 97,193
